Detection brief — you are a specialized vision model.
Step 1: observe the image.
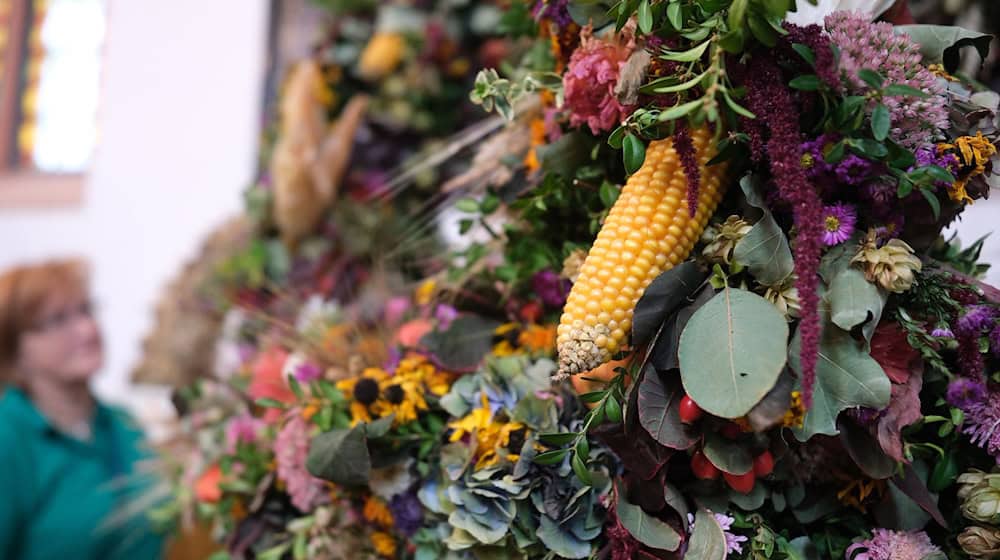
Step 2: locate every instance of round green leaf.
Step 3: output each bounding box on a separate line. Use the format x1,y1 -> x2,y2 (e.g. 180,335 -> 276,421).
638,368 -> 698,450
678,287 -> 789,418
702,432 -> 752,475
616,483 -> 681,551
623,133 -> 647,175
686,510 -> 728,560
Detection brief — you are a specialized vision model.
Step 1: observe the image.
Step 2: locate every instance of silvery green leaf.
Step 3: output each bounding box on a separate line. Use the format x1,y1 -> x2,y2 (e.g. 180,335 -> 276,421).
686,509 -> 727,560
827,266 -> 886,344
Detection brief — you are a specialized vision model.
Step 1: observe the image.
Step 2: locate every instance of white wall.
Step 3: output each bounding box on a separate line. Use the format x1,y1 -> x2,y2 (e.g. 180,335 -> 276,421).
0,0 -> 270,416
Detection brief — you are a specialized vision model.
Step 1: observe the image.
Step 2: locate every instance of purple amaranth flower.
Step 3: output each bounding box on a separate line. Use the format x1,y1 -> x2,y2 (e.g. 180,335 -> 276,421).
293,361 -> 323,383
687,512 -> 748,556
532,0 -> 572,27
825,12 -> 949,150
673,125 -> 701,217
532,269 -> 571,309
845,528 -> 942,560
947,378 -> 988,410
962,391 -> 1000,463
746,55 -> 824,407
821,203 -> 857,246
275,413 -> 330,512
782,24 -> 839,89
225,413 -> 263,451
389,489 -> 424,536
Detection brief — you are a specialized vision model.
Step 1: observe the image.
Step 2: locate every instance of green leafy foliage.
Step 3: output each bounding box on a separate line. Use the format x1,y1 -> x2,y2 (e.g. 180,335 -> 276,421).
616,482 -> 681,551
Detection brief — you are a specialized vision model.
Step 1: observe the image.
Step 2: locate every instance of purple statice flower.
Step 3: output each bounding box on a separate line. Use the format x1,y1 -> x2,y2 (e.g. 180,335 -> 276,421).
532,269 -> 571,309
947,378 -> 988,410
293,361 -> 322,383
930,326 -> 954,338
845,528 -> 942,560
434,304 -> 458,329
955,306 -> 997,337
821,203 -> 857,246
532,0 -> 572,27
962,391 -> 1000,463
746,55 -> 824,407
275,413 -> 330,512
674,125 -> 701,216
825,12 -> 949,150
687,512 -> 748,556
225,413 -> 263,451
389,489 -> 424,536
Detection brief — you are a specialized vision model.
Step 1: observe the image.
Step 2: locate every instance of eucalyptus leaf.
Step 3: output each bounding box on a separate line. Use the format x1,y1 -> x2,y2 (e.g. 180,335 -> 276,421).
703,432 -> 752,475
679,287 -> 789,418
638,367 -> 698,450
306,425 -> 371,486
616,483 -> 681,551
632,261 -> 706,348
790,319 -> 891,441
686,510 -> 727,560
420,315 -> 501,372
733,211 -> 794,286
827,266 -> 886,344
897,25 -> 993,73
729,482 -> 768,510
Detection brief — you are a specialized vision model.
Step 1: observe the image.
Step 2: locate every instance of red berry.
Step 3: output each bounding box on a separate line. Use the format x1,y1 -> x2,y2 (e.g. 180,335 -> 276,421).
691,451 -> 721,480
753,451 -> 774,478
724,470 -> 756,494
678,395 -> 703,424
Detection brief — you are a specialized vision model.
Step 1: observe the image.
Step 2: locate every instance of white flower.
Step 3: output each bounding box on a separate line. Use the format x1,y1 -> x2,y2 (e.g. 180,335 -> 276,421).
786,0 -> 895,26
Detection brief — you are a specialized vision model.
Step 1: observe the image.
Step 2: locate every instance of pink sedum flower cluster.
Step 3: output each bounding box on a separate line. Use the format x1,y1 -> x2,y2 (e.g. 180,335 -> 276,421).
825,11 -> 948,150
562,25 -> 635,135
275,412 -> 330,512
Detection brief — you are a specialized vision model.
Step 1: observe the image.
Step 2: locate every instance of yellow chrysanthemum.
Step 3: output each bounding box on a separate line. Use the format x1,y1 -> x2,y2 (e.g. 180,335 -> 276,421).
363,496 -> 394,528
449,394 -> 525,469
938,132 -> 998,205
370,531 -> 397,558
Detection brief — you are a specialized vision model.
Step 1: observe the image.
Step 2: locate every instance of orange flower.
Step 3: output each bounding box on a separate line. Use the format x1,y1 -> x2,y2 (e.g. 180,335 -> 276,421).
195,464 -> 224,503
247,347 -> 295,422
363,495 -> 394,528
518,324 -> 557,354
395,318 -> 433,348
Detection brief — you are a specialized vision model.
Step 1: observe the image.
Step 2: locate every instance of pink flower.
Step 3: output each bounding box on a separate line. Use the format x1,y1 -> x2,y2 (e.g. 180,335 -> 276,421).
247,347 -> 295,423
225,413 -> 263,451
274,412 -> 329,512
846,528 -> 941,560
562,26 -> 636,134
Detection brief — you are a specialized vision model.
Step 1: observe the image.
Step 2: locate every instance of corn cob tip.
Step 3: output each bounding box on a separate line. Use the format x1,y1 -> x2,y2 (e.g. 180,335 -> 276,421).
555,321 -> 612,378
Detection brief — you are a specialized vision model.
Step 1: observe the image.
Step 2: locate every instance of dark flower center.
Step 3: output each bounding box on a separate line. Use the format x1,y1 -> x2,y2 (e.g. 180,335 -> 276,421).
354,378 -> 380,405
384,384 -> 406,405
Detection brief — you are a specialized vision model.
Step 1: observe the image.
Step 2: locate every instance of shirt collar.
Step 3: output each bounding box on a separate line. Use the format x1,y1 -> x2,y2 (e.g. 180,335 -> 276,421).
1,385 -> 109,437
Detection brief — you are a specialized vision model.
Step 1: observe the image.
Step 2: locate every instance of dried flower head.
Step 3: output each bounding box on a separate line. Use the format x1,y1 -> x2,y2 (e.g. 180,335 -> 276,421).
702,215 -> 753,264
562,25 -> 636,134
851,229 -> 922,293
958,525 -> 1000,559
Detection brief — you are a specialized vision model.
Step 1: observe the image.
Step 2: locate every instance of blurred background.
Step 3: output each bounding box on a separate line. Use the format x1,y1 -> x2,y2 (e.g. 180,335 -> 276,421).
0,0 -> 997,427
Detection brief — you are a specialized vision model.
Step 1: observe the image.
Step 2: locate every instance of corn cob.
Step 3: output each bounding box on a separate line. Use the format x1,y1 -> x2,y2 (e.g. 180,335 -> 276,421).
556,127 -> 727,377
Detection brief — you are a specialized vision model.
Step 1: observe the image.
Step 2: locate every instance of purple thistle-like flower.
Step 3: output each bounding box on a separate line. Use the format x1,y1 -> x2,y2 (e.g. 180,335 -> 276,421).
532,269 -> 571,309
746,55 -> 824,408
825,12 -> 949,150
947,378 -> 988,410
293,361 -> 323,383
673,125 -> 701,217
845,528 -> 942,560
962,391 -> 1000,463
821,203 -> 857,246
389,489 -> 424,536
956,305 -> 997,337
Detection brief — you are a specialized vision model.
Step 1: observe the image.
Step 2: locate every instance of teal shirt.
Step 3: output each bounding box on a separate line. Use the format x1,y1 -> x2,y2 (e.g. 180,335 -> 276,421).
0,387 -> 165,560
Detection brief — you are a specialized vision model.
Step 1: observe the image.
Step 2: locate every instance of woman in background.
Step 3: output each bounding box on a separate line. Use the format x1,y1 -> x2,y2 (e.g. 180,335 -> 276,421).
0,259 -> 163,559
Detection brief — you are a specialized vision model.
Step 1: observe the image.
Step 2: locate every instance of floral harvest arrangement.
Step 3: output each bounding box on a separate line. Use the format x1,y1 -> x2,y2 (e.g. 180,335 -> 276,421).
158,0 -> 1000,559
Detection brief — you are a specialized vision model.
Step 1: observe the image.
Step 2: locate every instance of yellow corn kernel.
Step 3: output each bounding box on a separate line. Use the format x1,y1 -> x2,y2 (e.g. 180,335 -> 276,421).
556,127 -> 728,377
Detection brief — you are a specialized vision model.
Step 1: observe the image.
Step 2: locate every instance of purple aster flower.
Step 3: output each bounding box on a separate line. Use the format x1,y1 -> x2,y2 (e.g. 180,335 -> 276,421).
845,528 -> 942,560
930,327 -> 954,338
293,361 -> 322,383
962,391 -> 1000,463
912,146 -> 960,190
821,203 -> 857,246
835,155 -> 876,186
800,134 -> 838,179
389,489 -> 424,536
947,378 -> 988,410
532,269 -> 571,309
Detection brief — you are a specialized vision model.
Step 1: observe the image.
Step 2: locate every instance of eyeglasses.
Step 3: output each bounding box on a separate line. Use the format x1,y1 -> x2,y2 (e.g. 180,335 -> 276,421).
29,300 -> 97,333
